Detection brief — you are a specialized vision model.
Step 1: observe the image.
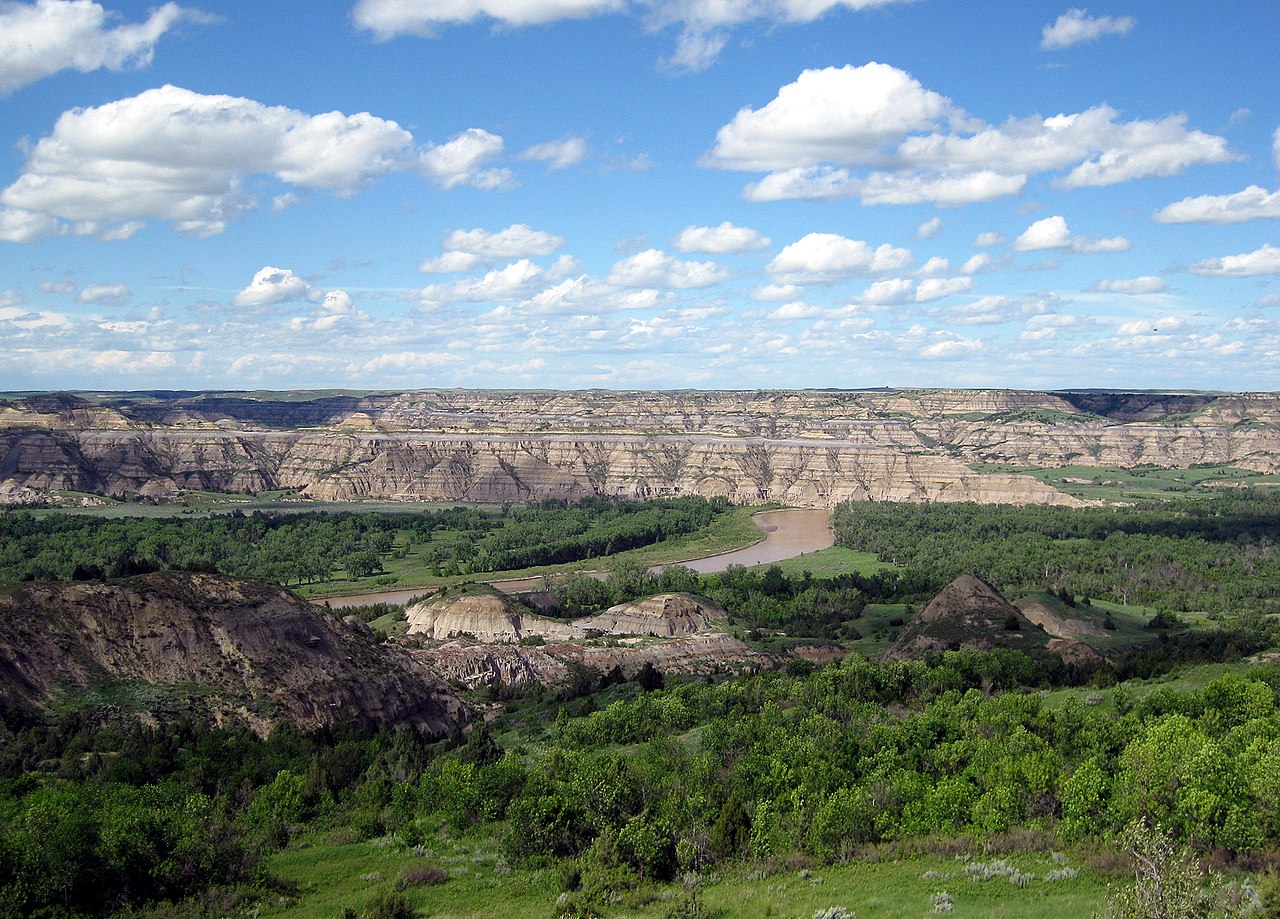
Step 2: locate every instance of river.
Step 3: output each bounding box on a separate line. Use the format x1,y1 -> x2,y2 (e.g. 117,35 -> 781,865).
322,507 -> 834,609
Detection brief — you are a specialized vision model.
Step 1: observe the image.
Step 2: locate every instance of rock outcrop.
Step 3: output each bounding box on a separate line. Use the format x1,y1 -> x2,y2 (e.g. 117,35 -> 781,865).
1015,598 -> 1107,641
576,594 -> 723,637
5,388 -> 1280,507
0,572 -> 468,735
405,587 -> 725,642
414,633 -> 765,690
405,587 -> 582,642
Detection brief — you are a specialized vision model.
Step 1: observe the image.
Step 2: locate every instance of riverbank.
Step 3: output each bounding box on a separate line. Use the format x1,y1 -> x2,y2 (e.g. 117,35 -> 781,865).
322,507 -> 832,609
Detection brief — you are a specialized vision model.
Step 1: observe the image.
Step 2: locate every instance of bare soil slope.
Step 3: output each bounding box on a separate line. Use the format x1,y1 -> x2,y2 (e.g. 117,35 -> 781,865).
885,574 -> 1051,660
0,571 -> 467,734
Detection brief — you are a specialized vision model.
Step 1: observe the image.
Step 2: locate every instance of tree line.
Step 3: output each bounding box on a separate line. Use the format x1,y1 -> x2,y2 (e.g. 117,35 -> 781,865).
831,490 -> 1280,615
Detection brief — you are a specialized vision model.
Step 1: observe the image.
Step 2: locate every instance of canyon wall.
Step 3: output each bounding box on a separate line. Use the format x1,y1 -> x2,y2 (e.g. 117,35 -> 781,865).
3,389 -> 1279,507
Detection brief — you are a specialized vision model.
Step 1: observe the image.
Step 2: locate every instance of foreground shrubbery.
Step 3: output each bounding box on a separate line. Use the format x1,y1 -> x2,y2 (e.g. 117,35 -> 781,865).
6,652 -> 1280,915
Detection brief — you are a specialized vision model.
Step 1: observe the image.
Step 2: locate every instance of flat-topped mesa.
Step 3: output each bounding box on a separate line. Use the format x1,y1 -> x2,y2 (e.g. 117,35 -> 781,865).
3,389 -> 1279,506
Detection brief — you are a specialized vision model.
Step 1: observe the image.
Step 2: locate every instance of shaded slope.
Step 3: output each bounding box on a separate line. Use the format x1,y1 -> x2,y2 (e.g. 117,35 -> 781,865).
0,571 -> 467,734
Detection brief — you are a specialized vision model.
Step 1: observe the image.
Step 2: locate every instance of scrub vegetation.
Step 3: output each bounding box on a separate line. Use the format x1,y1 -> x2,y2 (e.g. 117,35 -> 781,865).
5,490 -> 1280,917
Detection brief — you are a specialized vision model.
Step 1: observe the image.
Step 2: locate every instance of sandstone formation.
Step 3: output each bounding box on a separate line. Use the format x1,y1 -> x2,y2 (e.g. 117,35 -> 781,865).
405,587 -> 724,642
0,571 -> 468,735
4,388 -> 1280,507
405,587 -> 582,642
576,594 -> 723,637
414,633 -> 765,690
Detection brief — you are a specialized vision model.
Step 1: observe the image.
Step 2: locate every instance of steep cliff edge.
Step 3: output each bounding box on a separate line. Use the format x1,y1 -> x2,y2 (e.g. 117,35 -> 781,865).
4,389 -> 1278,506
0,572 -> 468,735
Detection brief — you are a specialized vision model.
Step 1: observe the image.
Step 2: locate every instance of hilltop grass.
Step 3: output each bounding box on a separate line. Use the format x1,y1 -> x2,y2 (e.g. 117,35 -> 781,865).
969,463 -> 1280,502
263,833 -> 1112,919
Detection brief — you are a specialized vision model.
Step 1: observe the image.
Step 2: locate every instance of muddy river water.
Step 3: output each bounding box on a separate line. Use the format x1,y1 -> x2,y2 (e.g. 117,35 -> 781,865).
323,507 -> 834,609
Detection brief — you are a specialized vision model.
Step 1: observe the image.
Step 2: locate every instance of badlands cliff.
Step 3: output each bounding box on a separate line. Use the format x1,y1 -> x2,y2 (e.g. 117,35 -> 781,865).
4,389 -> 1279,507
0,571 -> 468,735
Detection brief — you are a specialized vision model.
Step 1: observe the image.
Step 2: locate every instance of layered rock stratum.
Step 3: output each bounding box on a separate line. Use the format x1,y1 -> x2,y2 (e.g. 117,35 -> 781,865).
0,571 -> 468,735
4,388 -> 1279,506
405,587 -> 724,642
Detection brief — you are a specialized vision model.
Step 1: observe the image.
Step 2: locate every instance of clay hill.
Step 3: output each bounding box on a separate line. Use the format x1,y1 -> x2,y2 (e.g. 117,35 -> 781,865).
885,575 -> 1109,671
885,574 -> 1054,660
5,388 -> 1280,507
0,571 -> 468,735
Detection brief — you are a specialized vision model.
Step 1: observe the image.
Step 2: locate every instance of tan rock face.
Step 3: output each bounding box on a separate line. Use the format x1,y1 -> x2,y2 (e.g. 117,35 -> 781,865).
4,389 -> 1280,506
1015,599 -> 1107,640
577,594 -> 723,637
0,572 -> 468,735
405,589 -> 723,642
414,633 -> 765,689
405,590 -> 582,642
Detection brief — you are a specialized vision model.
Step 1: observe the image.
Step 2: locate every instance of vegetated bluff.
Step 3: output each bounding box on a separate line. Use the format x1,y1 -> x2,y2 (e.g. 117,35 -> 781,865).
0,571 -> 468,735
4,388 -> 1280,506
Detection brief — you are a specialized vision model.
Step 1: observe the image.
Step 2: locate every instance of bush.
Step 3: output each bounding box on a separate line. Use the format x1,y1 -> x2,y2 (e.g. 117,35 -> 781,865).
360,890 -> 417,919
397,861 -> 449,889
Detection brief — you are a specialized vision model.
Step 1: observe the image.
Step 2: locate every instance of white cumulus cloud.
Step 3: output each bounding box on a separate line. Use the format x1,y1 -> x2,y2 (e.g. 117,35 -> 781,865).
354,0 -> 911,71
1012,215 -> 1130,253
420,224 -> 565,272
420,128 -> 515,190
768,232 -> 912,283
921,336 -> 983,358
1154,186 -> 1280,224
915,216 -> 942,239
234,267 -> 314,307
0,85 -> 425,239
706,63 -> 1233,205
768,301 -> 822,320
673,221 -> 770,254
1041,8 -> 1136,50
915,276 -> 973,302
420,257 -> 575,303
75,283 -> 130,305
705,63 -> 952,172
353,0 -> 624,39
858,277 -> 915,305
1190,244 -> 1280,277
0,0 -> 210,96
607,249 -> 728,288
520,135 -> 588,171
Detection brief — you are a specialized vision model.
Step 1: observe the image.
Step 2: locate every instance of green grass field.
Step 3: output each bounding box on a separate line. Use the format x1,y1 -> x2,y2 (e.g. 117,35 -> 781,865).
264,833 -> 1114,919
751,545 -> 894,579
969,463 -> 1280,502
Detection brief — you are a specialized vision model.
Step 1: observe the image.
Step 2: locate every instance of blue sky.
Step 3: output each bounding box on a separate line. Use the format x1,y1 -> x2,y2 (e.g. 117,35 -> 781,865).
1,0 -> 1278,392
